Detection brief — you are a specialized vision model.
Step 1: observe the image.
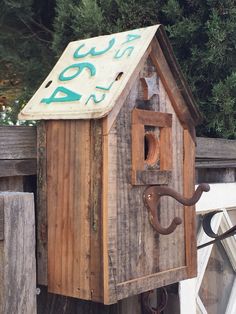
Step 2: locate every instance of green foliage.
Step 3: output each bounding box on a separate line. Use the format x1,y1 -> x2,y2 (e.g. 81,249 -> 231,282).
209,72 -> 236,138
161,0 -> 236,138
1,0 -> 236,138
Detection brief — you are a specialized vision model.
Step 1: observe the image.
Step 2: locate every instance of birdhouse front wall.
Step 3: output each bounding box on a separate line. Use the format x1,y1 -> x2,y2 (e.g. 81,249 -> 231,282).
103,56 -> 195,304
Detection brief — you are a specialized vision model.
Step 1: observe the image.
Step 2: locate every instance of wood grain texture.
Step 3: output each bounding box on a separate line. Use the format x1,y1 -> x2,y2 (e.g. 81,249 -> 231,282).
117,267 -> 188,300
150,38 -> 196,140
159,127 -> 172,171
47,121 -> 90,299
0,176 -> 24,191
197,168 -> 236,184
196,137 -> 236,160
131,123 -> 144,184
196,159 -> 236,168
37,121 -> 48,285
184,130 -> 197,277
0,159 -> 36,177
102,127 -> 119,304
90,120 -> 103,301
134,170 -> 171,185
158,78 -> 185,273
132,108 -> 172,127
0,197 -> 3,241
0,126 -> 36,159
0,192 -> 36,314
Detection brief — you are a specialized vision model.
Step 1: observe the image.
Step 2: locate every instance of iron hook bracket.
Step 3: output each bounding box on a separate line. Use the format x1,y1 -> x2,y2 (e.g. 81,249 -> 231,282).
143,183 -> 210,235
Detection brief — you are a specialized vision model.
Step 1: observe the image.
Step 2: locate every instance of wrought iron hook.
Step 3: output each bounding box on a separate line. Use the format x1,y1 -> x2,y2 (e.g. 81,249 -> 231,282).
143,183 -> 210,235
141,288 -> 168,314
198,210 -> 236,249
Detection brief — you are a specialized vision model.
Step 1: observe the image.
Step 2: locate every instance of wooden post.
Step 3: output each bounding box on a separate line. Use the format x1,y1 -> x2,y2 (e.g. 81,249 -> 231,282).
0,192 -> 37,314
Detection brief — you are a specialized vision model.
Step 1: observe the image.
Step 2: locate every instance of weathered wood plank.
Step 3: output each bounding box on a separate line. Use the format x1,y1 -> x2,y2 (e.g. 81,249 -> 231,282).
0,192 -> 36,314
134,170 -> 171,185
90,120 -> 103,301
184,130 -> 197,277
0,159 -> 36,177
160,126 -> 172,170
131,123 -> 144,184
158,79 -> 185,273
150,38 -> 196,140
196,159 -> 236,168
197,168 -> 236,184
132,108 -> 172,127
0,197 -> 3,241
196,137 -> 236,160
37,121 -> 48,285
102,127 -> 119,304
47,120 -> 91,300
117,267 -> 188,300
0,126 -> 36,159
0,176 -> 24,191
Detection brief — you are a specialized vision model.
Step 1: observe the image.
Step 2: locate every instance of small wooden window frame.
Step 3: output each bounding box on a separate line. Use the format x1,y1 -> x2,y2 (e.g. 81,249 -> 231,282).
131,108 -> 172,185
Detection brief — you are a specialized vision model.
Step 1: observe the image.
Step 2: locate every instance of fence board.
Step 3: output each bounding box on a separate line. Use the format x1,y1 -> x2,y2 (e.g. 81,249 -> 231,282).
0,126 -> 36,159
0,159 -> 36,177
196,137 -> 236,160
0,192 -> 37,314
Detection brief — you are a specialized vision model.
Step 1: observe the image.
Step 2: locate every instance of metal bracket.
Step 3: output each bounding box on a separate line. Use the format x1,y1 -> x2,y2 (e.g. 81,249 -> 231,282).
141,288 -> 168,314
198,210 -> 236,249
143,183 -> 210,235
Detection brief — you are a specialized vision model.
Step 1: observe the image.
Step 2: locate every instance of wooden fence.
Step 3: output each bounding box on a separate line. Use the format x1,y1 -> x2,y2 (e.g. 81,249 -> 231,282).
0,125 -> 235,314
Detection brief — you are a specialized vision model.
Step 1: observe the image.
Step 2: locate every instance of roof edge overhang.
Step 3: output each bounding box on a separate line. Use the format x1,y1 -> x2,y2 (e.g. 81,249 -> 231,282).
155,25 -> 202,126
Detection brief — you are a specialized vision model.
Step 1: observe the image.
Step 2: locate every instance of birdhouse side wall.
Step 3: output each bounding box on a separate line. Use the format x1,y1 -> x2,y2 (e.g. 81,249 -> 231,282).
46,119 -> 104,302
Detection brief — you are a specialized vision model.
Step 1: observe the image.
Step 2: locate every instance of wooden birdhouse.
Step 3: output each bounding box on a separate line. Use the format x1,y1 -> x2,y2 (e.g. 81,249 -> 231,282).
19,25 -> 208,304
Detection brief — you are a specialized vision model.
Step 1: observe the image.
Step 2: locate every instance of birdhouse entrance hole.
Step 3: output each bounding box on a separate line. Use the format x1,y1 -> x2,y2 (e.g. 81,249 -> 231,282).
144,132 -> 159,165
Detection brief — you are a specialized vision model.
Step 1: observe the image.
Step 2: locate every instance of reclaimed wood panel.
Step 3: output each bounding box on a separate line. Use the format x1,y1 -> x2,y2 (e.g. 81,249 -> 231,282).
150,38 -> 195,140
0,200 -> 3,240
47,120 -> 90,299
90,120 -> 103,301
196,159 -> 236,168
134,170 -> 171,185
0,176 -> 24,191
37,122 -> 48,285
0,126 -> 36,159
196,137 -> 236,160
104,57 -> 186,302
47,120 -> 103,302
102,126 -> 118,304
184,130 -> 197,277
158,78 -> 185,272
0,159 -> 36,177
117,267 -> 188,300
0,192 -> 36,314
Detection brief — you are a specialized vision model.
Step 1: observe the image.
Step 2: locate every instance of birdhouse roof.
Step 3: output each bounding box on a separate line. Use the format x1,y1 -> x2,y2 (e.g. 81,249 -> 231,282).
18,24 -> 202,130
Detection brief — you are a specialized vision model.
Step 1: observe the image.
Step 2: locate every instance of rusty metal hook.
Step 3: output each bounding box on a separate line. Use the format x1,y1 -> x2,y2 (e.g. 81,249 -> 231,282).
198,210 -> 236,249
141,288 -> 168,314
143,183 -> 210,235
